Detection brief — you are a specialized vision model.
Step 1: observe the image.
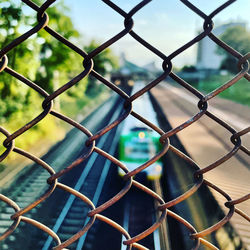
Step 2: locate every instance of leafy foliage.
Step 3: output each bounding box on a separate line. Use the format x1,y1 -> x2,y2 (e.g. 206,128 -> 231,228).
198,74 -> 250,106
0,1 -> 118,154
218,25 -> 250,73
35,2 -> 84,94
84,40 -> 119,95
0,1 -> 41,122
181,65 -> 197,72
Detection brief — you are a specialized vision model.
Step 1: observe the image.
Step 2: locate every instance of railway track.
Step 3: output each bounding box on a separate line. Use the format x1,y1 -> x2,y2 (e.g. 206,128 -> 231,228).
122,194 -> 155,249
42,101 -> 124,250
121,180 -> 169,250
37,92 -> 167,250
0,88 -> 170,250
0,94 -> 125,249
1,82 -> 247,250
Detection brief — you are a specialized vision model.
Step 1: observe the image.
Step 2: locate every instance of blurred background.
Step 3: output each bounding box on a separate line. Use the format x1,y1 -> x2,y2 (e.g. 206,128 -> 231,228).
0,1 -> 249,249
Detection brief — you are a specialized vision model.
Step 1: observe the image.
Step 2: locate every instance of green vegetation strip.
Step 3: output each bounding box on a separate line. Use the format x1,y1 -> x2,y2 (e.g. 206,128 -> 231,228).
196,75 -> 250,106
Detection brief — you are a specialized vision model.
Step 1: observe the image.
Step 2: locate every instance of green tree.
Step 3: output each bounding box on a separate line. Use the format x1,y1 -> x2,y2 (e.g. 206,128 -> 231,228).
181,65 -> 197,72
0,0 -> 119,154
0,1 -> 41,122
219,25 -> 250,73
84,40 -> 119,96
35,1 -> 86,96
0,1 -> 119,122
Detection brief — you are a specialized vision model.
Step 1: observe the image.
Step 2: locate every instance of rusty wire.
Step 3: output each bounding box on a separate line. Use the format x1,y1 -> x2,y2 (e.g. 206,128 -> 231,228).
0,0 -> 249,249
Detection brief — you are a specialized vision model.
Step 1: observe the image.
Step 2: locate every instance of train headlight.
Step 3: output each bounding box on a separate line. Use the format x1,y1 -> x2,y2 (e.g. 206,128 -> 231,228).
115,80 -> 121,85
128,80 -> 134,86
155,164 -> 162,172
138,132 -> 145,139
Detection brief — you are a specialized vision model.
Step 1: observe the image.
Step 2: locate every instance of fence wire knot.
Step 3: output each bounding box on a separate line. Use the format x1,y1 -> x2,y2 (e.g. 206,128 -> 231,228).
0,0 -> 249,249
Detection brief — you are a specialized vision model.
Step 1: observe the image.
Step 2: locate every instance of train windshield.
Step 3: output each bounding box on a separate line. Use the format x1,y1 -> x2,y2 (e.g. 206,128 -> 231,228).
119,127 -> 161,163
131,127 -> 152,132
123,138 -> 156,162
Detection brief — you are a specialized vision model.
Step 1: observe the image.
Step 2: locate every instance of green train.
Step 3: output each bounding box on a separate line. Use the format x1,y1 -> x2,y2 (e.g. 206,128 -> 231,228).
118,82 -> 163,180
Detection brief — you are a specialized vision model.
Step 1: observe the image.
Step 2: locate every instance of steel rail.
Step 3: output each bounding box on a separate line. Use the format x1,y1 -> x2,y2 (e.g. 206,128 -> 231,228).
42,101 -> 124,249
76,108 -> 127,249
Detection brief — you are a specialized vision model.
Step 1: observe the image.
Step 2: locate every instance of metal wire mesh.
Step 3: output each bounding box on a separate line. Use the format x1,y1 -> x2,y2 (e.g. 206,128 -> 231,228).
0,0 -> 249,249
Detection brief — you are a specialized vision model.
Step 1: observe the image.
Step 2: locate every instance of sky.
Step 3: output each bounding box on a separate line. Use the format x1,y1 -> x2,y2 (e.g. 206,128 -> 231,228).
62,0 -> 249,69
6,0 -> 250,69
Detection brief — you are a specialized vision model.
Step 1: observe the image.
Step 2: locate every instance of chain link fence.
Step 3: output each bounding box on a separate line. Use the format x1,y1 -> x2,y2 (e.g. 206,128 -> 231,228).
0,0 -> 249,249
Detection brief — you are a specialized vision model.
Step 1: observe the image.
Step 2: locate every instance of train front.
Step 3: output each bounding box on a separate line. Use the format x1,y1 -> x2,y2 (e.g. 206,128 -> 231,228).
118,82 -> 163,180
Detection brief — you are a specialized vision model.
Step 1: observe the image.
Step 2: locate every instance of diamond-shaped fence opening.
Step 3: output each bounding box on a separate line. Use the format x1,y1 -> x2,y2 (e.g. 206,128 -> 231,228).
0,1 -> 249,250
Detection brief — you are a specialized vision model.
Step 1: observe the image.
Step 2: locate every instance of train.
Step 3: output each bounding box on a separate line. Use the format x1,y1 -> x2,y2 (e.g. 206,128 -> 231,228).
118,82 -> 163,180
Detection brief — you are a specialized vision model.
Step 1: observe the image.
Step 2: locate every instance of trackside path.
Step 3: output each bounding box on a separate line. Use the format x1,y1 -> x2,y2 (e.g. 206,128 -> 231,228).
151,83 -> 250,250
